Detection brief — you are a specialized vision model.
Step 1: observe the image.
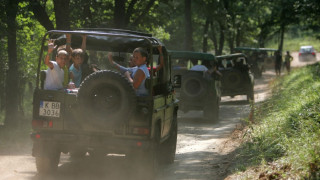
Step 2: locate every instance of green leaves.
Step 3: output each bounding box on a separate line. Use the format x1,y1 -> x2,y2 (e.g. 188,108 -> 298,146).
237,64 -> 320,177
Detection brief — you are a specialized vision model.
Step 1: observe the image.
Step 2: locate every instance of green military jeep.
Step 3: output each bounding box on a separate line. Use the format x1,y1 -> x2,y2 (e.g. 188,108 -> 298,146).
169,50 -> 221,122
234,47 -> 277,78
216,53 -> 254,101
31,29 -> 178,178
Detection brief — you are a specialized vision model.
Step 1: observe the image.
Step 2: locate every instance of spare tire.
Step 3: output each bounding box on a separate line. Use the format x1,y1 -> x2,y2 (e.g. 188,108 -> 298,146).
222,70 -> 243,89
77,70 -> 137,127
181,71 -> 208,100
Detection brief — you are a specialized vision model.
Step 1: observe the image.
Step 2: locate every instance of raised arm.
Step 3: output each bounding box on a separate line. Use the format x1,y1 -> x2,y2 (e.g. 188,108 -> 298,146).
81,35 -> 87,52
155,45 -> 164,72
65,34 -> 72,53
108,52 -> 120,71
44,39 -> 55,69
107,52 -> 130,73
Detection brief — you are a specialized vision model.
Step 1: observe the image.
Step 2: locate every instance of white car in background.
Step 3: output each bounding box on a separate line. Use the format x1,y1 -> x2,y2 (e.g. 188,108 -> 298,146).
299,45 -> 317,61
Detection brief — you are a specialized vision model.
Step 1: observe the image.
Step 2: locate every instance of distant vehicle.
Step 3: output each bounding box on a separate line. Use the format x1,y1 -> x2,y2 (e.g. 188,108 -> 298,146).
216,53 -> 254,101
169,50 -> 221,122
299,45 -> 316,61
234,47 -> 278,78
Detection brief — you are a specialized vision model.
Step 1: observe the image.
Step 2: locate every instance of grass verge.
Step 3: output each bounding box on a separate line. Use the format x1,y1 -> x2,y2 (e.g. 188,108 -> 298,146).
232,64 -> 320,179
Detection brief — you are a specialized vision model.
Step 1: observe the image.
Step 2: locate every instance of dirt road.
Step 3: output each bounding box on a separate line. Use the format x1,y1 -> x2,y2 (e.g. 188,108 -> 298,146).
0,53 -> 317,180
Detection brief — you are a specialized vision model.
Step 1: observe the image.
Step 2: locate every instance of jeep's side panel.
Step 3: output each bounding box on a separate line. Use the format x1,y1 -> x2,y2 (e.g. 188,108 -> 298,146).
163,94 -> 174,136
153,95 -> 166,139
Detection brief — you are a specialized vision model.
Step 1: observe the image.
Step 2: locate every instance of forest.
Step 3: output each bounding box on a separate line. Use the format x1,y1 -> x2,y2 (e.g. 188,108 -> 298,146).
0,0 -> 319,129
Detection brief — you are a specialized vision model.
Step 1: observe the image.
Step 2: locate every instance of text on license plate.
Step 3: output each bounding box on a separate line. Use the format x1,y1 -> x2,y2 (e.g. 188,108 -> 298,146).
39,101 -> 61,117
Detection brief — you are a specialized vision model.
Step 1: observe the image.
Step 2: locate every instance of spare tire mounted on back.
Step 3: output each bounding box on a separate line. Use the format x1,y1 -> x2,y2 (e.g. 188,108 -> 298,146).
77,70 -> 137,126
181,71 -> 208,99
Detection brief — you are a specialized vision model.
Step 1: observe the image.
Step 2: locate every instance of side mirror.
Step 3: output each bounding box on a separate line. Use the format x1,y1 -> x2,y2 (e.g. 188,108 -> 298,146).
173,75 -> 181,88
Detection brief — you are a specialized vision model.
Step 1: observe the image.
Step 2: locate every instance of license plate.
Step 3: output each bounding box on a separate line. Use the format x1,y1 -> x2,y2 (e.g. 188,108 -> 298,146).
39,101 -> 61,117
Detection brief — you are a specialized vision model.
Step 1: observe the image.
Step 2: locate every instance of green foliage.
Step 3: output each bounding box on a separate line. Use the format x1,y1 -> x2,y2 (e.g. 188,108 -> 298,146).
236,64 -> 320,178
266,27 -> 320,51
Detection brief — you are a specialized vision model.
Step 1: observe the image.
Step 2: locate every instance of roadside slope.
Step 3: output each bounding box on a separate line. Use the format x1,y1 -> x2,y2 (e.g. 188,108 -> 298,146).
224,60 -> 320,179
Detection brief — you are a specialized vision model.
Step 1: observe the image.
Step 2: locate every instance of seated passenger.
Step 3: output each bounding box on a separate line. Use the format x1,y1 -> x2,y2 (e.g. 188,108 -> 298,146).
130,47 -> 151,96
108,47 -> 151,96
44,40 -> 68,90
68,34 -> 87,88
69,49 -> 84,88
81,52 -> 96,81
108,53 -> 137,78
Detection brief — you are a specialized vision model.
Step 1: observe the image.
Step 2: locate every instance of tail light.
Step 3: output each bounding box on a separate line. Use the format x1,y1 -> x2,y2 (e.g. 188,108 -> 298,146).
312,52 -> 316,56
32,120 -> 53,128
299,53 -> 301,56
130,127 -> 150,135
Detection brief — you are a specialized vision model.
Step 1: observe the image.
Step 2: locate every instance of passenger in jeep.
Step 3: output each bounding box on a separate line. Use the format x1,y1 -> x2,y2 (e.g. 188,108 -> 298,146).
108,53 -> 138,78
44,40 -> 68,90
69,48 -> 85,88
109,46 -> 164,96
109,45 -> 163,77
130,47 -> 151,96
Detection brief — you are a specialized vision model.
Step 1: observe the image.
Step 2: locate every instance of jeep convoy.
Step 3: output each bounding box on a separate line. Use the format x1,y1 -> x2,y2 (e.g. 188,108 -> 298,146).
32,29 -> 257,179
31,29 -> 178,178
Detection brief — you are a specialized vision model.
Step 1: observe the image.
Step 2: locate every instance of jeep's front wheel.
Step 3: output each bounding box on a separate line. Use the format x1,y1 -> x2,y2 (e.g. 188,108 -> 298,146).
35,151 -> 60,174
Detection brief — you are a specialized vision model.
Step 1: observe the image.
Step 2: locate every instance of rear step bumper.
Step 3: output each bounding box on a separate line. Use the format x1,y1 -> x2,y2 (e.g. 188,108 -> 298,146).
31,132 -> 152,155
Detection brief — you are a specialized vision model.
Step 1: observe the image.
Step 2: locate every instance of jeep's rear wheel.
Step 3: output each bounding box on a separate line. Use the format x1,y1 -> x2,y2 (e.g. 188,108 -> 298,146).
35,151 -> 60,174
78,70 -> 137,127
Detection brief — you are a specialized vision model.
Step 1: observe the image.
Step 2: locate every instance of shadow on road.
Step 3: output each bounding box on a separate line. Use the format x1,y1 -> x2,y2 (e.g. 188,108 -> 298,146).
30,155 -> 154,180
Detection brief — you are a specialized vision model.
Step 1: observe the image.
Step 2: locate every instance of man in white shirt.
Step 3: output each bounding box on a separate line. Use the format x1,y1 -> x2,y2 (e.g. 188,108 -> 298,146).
190,59 -> 208,72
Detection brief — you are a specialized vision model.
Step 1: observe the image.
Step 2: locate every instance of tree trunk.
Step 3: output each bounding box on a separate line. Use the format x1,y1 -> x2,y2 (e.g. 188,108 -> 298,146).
235,27 -> 241,48
4,0 -> 19,128
0,39 -> 6,112
184,0 -> 193,51
202,19 -> 210,53
82,0 -> 93,27
125,0 -> 138,26
228,31 -> 234,54
218,21 -> 225,55
278,23 -> 285,53
209,21 -> 218,55
29,0 -> 55,31
114,0 -> 126,28
132,0 -> 156,27
53,0 -> 70,30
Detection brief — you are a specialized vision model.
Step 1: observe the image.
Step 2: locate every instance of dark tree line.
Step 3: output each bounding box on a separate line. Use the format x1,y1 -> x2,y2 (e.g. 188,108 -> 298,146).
1,0 -> 319,129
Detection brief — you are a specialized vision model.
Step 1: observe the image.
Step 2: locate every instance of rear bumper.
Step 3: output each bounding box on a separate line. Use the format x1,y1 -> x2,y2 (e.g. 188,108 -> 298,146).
31,132 -> 152,156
